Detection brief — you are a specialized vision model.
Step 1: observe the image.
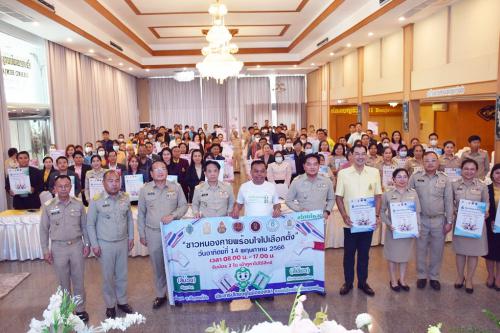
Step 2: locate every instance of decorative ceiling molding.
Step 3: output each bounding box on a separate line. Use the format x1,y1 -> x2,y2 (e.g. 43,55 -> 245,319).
149,24 -> 290,39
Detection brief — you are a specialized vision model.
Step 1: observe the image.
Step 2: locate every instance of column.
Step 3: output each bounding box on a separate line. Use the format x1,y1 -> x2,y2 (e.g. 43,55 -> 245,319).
402,23 -> 420,144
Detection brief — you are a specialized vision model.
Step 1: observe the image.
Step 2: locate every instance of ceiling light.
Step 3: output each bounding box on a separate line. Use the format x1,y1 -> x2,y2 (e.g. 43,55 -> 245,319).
257,65 -> 261,68
118,62 -> 123,66
174,71 -> 195,82
389,102 -> 398,107
107,58 -> 112,61
346,43 -> 351,47
32,22 -> 39,27
337,99 -> 343,104
183,67 -> 187,70
196,1 -> 243,83
368,32 -> 374,37
145,69 -> 150,72
329,52 -> 334,56
311,63 -> 315,66
293,65 -> 297,67
66,38 -> 73,42
128,67 -> 133,71
89,49 -> 94,53
399,16 -> 406,22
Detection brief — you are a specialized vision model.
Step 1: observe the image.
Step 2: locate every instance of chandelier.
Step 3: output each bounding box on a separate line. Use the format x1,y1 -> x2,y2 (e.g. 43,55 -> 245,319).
196,0 -> 243,84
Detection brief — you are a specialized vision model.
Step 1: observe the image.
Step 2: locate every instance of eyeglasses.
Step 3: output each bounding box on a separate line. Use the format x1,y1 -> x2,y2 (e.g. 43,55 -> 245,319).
152,168 -> 167,172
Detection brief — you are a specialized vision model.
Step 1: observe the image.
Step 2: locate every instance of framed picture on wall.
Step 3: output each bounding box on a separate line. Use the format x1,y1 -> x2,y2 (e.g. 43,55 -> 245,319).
402,101 -> 410,132
496,95 -> 500,141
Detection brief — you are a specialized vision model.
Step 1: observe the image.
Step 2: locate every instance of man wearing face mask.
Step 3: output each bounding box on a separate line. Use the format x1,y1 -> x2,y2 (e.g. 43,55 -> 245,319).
101,130 -> 114,153
83,143 -> 94,165
377,138 -> 392,156
425,133 -> 443,156
282,139 -> 294,155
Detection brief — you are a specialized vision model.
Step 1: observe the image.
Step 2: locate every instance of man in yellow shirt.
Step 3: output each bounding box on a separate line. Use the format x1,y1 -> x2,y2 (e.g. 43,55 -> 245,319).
336,145 -> 382,297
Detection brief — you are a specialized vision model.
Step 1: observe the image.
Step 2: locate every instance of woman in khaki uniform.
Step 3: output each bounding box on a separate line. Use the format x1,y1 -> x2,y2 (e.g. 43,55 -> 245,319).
405,144 -> 425,175
366,143 -> 382,167
452,158 -> 489,293
381,168 -> 421,292
376,147 -> 398,192
230,130 -> 242,173
439,141 -> 461,180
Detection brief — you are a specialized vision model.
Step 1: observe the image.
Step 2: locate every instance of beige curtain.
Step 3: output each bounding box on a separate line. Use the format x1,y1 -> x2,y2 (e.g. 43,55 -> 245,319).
0,49 -> 11,210
237,77 -> 271,127
48,41 -> 139,147
276,76 -> 306,128
201,79 -> 228,128
149,78 -> 202,127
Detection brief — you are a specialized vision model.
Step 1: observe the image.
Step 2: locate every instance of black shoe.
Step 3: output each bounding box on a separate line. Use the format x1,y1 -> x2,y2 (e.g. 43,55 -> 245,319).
152,297 -> 167,309
466,287 -> 474,294
358,283 -> 375,296
486,278 -> 495,288
105,307 -> 116,319
398,280 -> 410,292
75,311 -> 89,323
339,283 -> 353,296
429,280 -> 441,291
117,303 -> 134,314
495,285 -> 500,291
174,302 -> 183,307
417,279 -> 427,289
454,278 -> 465,289
389,281 -> 400,292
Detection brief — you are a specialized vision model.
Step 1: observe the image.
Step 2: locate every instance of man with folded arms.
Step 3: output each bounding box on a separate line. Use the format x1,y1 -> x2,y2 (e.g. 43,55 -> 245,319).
336,145 -> 382,297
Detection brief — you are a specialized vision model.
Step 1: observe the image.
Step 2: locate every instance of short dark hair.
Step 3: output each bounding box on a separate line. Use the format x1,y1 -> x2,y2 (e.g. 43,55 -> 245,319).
353,145 -> 367,153
103,169 -> 121,181
443,140 -> 455,148
43,156 -> 53,163
303,153 -> 320,165
250,160 -> 266,169
392,168 -> 409,179
203,160 -> 221,171
56,156 -> 68,164
54,174 -> 71,184
293,140 -> 303,146
397,144 -> 408,152
17,151 -> 29,159
73,151 -> 84,158
7,148 -> 18,158
468,135 -> 481,143
428,132 -> 438,139
461,158 -> 478,170
423,151 -> 438,159
151,160 -> 168,171
102,130 -> 109,135
91,155 -> 102,162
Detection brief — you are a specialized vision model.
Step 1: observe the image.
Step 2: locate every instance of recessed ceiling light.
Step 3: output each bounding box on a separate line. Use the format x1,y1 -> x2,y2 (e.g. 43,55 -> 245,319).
107,58 -> 112,61
293,65 -> 297,67
128,67 -> 133,71
183,67 -> 187,70
257,65 -> 261,68
66,38 -> 72,42
145,69 -> 150,72
399,16 -> 406,21
368,32 -> 374,37
346,43 -> 351,47
118,62 -> 123,66
89,49 -> 94,53
329,52 -> 334,56
32,22 -> 39,27
311,63 -> 315,66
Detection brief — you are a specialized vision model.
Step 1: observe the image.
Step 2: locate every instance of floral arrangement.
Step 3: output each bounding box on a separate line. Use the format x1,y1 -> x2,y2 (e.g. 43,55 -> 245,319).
27,287 -> 146,333
427,309 -> 500,333
205,288 -> 372,333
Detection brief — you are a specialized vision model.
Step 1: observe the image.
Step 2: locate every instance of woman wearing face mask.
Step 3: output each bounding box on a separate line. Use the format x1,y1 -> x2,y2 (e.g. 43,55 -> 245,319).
84,155 -> 106,201
393,145 -> 409,169
378,137 -> 393,155
282,139 -> 294,155
452,159 -> 489,293
366,143 -> 382,167
304,142 -> 314,155
377,146 -> 398,191
83,143 -> 94,165
439,141 -> 461,181
96,147 -> 107,168
381,168 -> 421,292
185,149 -> 205,203
267,151 -> 291,198
404,144 -> 425,175
65,144 -> 76,167
147,132 -> 154,142
390,131 -> 404,152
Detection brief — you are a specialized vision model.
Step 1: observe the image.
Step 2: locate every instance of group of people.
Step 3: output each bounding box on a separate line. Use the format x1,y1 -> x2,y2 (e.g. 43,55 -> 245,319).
3,120 -> 500,323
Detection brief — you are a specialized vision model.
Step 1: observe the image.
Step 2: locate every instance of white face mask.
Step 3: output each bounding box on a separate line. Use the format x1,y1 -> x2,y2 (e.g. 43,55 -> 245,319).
301,139 -> 306,144
285,143 -> 293,149
98,151 -> 106,157
148,134 -> 154,139
113,145 -> 119,151
382,142 -> 390,148
254,137 -> 261,142
117,138 -> 124,143
399,151 -> 407,158
275,156 -> 283,163
430,139 -> 438,146
85,147 -> 92,153
305,148 -> 313,154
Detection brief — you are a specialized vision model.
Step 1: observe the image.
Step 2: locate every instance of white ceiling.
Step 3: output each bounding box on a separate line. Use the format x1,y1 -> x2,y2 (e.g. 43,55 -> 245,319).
0,0 -> 458,78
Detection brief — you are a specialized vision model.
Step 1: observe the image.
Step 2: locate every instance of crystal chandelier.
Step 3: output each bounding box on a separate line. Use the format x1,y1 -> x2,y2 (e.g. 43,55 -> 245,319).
196,0 -> 243,84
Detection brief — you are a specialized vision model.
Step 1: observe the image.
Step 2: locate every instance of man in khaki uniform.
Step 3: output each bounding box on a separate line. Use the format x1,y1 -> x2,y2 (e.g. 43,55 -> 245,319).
40,175 -> 90,322
409,151 -> 454,290
286,153 -> 335,219
460,135 -> 489,180
87,170 -> 134,318
138,161 -> 188,309
192,160 -> 234,218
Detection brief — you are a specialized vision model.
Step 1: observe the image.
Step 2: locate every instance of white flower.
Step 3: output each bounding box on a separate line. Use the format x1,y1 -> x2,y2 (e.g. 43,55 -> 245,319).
67,313 -> 86,333
98,313 -> 146,332
246,322 -> 292,333
319,320 -> 347,333
298,295 -> 307,302
427,323 -> 442,333
290,318 -> 318,333
355,313 -> 372,329
27,318 -> 46,333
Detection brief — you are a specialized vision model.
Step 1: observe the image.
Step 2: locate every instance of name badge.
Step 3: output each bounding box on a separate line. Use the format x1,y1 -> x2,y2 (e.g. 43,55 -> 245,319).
147,192 -> 155,196
102,203 -> 110,208
201,193 -> 208,197
50,208 -> 60,215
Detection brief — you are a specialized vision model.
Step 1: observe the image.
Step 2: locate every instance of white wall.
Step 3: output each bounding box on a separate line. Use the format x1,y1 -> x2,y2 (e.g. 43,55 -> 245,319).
329,50 -> 358,100
412,0 -> 499,90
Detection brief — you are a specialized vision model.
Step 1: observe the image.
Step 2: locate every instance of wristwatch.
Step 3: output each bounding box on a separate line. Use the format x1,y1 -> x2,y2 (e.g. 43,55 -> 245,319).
324,210 -> 331,216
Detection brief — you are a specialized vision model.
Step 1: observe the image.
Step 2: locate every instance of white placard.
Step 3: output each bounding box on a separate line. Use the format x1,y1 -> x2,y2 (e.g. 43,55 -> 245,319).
284,154 -> 296,174
389,201 -> 419,239
124,174 -> 144,201
349,197 -> 376,233
167,175 -> 178,183
8,168 -> 31,195
189,141 -> 200,151
88,177 -> 104,199
382,165 -> 395,188
444,168 -> 461,182
273,144 -> 283,153
455,199 -> 486,239
69,175 -> 75,197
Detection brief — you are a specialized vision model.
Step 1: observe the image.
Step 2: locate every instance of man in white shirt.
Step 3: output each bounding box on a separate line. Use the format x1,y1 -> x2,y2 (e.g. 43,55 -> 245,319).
347,122 -> 365,147
232,160 -> 281,218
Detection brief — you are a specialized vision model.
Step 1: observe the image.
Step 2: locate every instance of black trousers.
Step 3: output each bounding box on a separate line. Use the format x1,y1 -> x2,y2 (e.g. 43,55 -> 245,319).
343,228 -> 373,286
